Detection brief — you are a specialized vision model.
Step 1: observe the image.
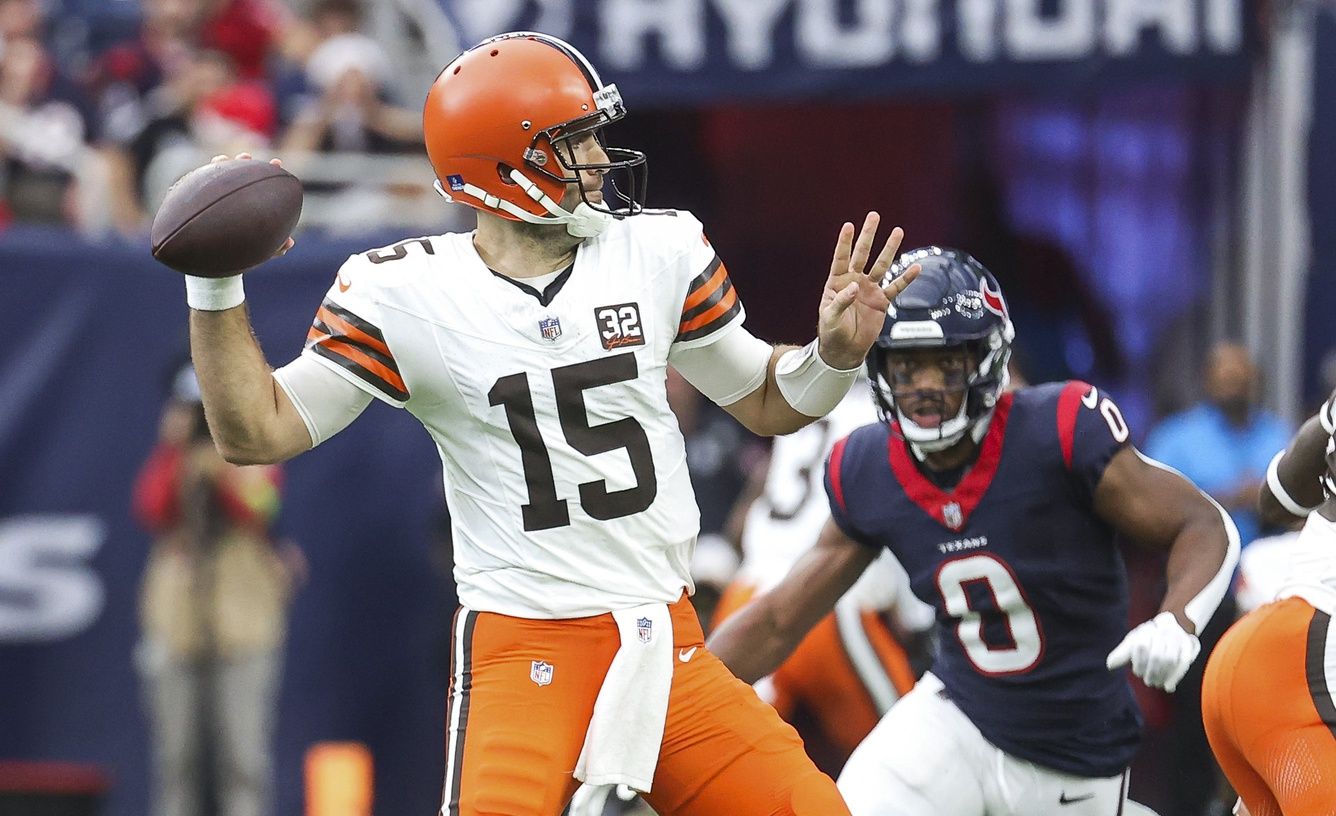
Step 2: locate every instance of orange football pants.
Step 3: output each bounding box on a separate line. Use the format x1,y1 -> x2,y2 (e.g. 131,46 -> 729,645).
1202,596 -> 1336,816
714,581 -> 918,765
440,593 -> 849,816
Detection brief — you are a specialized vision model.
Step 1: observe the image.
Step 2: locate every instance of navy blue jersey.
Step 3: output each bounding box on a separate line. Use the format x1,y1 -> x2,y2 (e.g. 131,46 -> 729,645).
825,381 -> 1140,777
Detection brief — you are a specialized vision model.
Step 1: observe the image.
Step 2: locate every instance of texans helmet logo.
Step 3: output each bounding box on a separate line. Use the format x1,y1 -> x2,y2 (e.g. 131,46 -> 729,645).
981,277 -> 1007,319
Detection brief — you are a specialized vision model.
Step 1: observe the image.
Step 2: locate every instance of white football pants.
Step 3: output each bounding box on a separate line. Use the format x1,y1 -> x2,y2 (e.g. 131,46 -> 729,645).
838,673 -> 1141,816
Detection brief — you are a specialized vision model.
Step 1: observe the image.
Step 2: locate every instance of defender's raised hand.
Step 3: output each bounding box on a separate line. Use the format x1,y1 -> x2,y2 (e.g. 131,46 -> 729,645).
818,213 -> 920,370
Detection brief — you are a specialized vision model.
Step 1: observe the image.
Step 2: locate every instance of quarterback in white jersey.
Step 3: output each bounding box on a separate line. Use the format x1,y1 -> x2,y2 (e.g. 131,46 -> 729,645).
176,30 -> 922,816
298,212 -> 764,619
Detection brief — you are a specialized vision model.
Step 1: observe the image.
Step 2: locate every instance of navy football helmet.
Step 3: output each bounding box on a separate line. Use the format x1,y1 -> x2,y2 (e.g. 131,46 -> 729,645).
868,247 -> 1015,452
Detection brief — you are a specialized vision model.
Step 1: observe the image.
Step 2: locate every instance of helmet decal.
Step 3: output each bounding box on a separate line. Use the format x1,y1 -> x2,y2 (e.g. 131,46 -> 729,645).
981,276 -> 1008,319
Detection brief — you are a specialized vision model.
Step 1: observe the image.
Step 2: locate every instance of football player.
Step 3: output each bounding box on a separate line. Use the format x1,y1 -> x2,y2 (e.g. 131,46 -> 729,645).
1201,393 -> 1336,816
713,383 -> 934,771
176,32 -> 921,816
708,248 -> 1240,816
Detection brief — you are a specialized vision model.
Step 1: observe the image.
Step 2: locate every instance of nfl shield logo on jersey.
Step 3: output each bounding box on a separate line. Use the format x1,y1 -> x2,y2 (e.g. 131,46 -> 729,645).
637,617 -> 653,643
538,316 -> 562,341
943,501 -> 964,530
530,660 -> 553,686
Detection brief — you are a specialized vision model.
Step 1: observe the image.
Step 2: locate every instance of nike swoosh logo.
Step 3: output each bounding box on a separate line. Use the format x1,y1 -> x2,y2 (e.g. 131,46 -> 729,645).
678,647 -> 697,663
1081,387 -> 1099,409
1059,792 -> 1095,805
337,275 -> 351,292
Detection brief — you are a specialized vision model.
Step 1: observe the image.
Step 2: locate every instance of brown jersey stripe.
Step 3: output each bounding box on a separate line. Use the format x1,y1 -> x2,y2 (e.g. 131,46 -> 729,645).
682,256 -> 726,312
1306,609 -> 1336,737
316,305 -> 393,360
680,275 -> 734,326
307,317 -> 400,377
320,299 -> 389,344
677,288 -> 741,342
314,334 -> 406,393
441,609 -> 475,815
311,315 -> 398,376
309,338 -> 409,401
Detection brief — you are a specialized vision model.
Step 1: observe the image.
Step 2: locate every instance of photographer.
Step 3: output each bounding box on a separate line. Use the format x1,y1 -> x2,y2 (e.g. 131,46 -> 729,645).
132,364 -> 300,816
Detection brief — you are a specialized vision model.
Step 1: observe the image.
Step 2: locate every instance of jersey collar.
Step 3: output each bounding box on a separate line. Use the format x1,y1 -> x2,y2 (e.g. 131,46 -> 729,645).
887,392 -> 1014,531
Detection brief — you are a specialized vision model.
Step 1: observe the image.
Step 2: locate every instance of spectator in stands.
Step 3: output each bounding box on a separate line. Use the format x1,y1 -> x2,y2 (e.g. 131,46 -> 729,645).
0,0 -> 40,44
280,0 -> 417,156
98,45 -> 274,233
90,0 -> 296,234
0,34 -> 90,224
133,364 -> 302,816
197,0 -> 294,82
92,0 -> 212,233
1145,341 -> 1291,547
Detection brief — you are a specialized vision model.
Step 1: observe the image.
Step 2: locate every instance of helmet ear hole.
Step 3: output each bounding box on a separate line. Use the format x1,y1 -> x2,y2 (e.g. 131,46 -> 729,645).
497,164 -> 517,185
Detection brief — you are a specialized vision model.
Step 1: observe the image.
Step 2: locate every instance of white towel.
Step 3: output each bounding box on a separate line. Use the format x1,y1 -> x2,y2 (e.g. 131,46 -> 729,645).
573,603 -> 674,792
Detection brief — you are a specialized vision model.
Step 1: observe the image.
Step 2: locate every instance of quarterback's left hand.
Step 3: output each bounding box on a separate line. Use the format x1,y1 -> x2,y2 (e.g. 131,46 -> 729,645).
817,213 -> 920,370
1106,611 -> 1200,693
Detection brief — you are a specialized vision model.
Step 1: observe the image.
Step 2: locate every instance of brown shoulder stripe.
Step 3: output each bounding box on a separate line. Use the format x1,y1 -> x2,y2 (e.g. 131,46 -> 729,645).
682,256 -> 726,313
317,300 -> 390,353
306,299 -> 408,401
678,256 -> 742,341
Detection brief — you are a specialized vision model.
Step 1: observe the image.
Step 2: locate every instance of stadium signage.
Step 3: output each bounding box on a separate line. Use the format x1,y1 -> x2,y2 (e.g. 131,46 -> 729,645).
0,516 -> 105,643
447,0 -> 1248,102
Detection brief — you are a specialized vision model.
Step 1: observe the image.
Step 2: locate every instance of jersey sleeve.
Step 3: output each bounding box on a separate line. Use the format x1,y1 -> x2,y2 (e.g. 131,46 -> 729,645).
823,434 -> 878,548
669,212 -> 747,350
1056,380 -> 1131,501
301,253 -> 410,407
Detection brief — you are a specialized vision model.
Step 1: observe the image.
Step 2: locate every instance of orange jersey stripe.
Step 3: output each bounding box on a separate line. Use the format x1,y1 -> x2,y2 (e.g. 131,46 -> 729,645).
316,337 -> 408,394
682,262 -> 728,313
316,306 -> 393,360
679,286 -> 738,334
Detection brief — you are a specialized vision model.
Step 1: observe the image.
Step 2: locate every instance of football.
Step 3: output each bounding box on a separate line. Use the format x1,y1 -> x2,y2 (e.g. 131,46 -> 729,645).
151,159 -> 303,277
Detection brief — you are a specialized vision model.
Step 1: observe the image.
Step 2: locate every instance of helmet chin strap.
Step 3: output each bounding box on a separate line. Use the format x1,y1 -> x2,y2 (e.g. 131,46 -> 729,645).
898,397 -> 973,459
902,406 -> 996,461
898,363 -> 1011,460
434,169 -> 612,238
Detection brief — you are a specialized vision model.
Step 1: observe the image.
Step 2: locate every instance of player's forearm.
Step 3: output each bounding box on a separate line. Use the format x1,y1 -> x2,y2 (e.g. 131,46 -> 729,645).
708,598 -> 805,684
1259,406 -> 1333,526
748,346 -> 815,435
189,307 -> 304,465
1159,504 -> 1240,634
710,535 -> 871,681
730,345 -> 861,436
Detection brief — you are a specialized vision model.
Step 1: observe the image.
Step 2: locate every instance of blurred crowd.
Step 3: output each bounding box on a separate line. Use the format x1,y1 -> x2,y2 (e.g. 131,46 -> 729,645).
0,0 -> 429,236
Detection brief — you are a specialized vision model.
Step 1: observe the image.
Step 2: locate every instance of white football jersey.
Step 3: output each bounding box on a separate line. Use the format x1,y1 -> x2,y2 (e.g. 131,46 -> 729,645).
1272,512 -> 1336,616
741,386 -> 930,626
301,211 -> 746,617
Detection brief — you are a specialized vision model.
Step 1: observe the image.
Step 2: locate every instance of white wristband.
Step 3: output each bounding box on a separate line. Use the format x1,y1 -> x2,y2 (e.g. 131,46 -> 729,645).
185,275 -> 245,311
774,340 -> 861,418
1266,449 -> 1318,517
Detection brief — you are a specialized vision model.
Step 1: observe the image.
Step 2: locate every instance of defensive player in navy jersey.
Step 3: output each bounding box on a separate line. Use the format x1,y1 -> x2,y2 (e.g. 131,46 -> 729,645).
709,248 -> 1240,816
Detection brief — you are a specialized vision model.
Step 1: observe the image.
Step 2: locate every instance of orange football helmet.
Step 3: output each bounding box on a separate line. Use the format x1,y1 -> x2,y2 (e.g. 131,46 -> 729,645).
423,32 -> 647,237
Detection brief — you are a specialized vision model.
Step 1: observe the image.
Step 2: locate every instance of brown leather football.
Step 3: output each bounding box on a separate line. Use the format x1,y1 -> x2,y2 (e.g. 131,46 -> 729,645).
151,159 -> 303,277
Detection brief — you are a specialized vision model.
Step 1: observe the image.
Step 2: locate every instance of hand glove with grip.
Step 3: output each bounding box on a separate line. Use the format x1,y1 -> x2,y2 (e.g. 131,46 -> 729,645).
1106,611 -> 1200,692
568,783 -> 637,816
